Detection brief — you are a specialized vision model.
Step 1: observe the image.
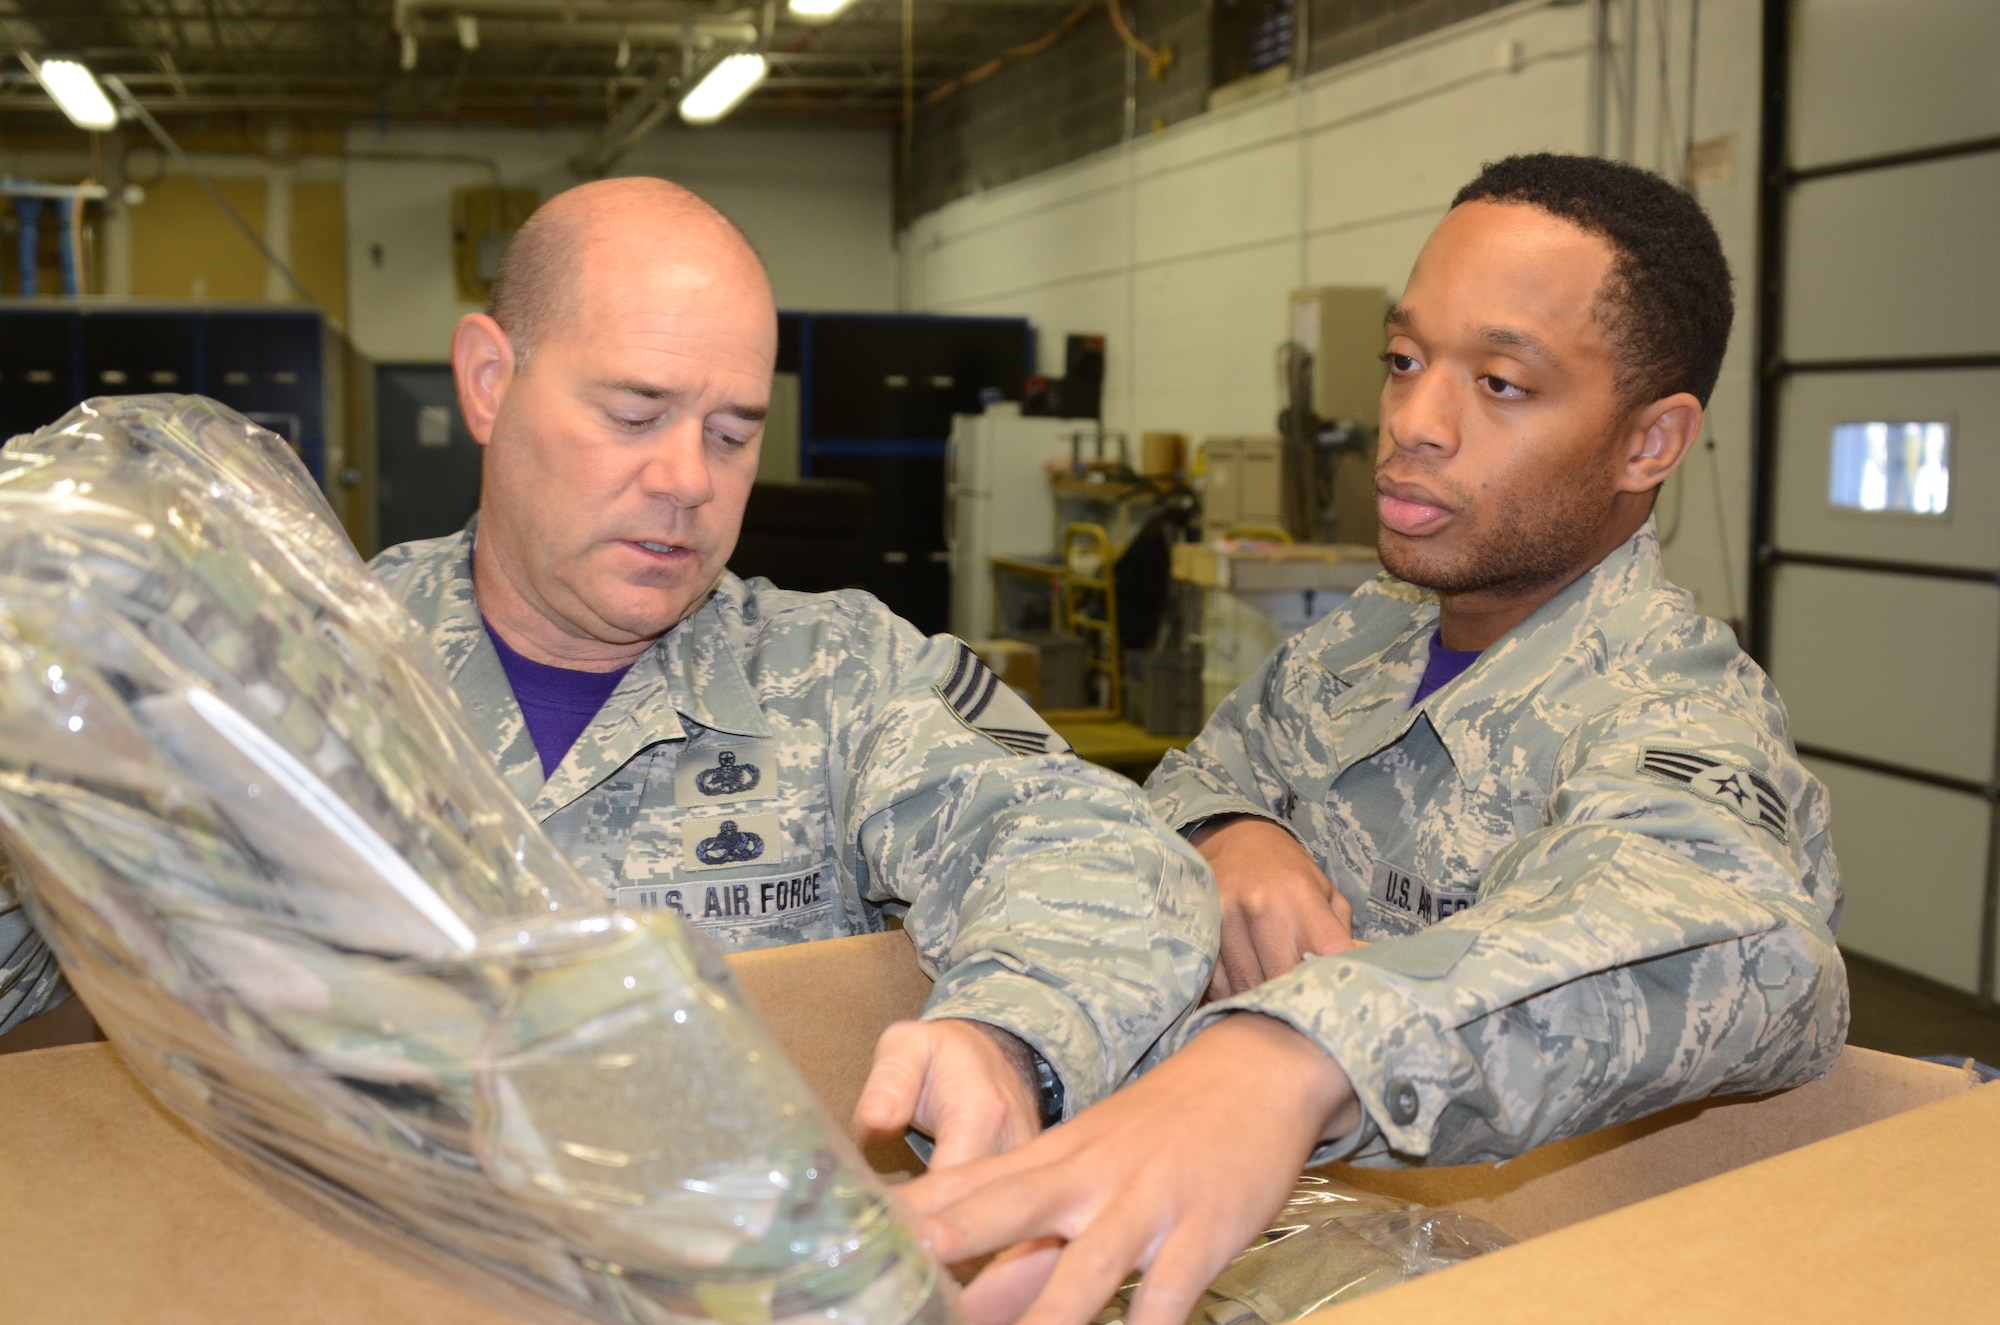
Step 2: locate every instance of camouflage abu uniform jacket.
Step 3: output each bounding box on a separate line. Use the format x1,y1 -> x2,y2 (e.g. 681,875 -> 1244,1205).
372,526 -> 1216,1114
1148,520 -> 1848,1166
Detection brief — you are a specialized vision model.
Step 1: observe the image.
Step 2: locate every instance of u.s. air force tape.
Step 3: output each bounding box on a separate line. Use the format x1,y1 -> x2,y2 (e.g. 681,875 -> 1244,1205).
937,641 -> 1073,757
616,867 -> 832,924
1637,748 -> 1789,841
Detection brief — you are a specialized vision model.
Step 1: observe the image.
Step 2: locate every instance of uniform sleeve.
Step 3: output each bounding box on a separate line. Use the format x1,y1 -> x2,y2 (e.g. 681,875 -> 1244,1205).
1186,689 -> 1849,1167
828,609 -> 1218,1115
1146,638 -> 1309,835
0,855 -> 71,1037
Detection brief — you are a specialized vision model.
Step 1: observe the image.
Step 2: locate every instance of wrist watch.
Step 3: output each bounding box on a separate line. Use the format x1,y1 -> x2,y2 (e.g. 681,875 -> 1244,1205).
1027,1046 -> 1065,1128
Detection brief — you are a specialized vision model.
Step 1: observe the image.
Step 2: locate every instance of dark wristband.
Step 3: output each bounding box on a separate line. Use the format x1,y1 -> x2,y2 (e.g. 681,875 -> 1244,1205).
1028,1047 -> 1065,1128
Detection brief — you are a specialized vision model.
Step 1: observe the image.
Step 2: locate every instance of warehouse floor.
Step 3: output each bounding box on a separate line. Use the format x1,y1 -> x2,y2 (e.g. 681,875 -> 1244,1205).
1843,949 -> 2000,1070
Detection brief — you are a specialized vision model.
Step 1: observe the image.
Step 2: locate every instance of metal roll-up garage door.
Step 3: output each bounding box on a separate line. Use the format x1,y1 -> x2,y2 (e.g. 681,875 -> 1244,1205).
1751,0 -> 2000,1000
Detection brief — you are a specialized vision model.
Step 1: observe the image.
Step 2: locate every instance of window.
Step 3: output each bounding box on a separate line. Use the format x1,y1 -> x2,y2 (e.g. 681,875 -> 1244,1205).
1828,420 -> 1951,515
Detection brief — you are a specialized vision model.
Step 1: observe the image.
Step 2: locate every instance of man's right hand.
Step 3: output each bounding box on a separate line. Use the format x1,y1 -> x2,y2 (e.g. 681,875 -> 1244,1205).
895,1012 -> 1360,1325
1190,816 -> 1354,999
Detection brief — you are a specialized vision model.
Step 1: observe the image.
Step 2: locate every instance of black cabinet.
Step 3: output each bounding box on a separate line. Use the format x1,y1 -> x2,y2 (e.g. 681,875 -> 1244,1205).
798,314 -> 1031,635
0,304 -> 327,481
205,312 -> 324,478
80,311 -> 199,399
0,310 -> 80,442
806,314 -> 1030,442
808,451 -> 951,635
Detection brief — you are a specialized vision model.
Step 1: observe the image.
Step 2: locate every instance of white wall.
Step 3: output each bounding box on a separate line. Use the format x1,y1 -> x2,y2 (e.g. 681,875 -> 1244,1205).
901,0 -> 1765,621
345,120 -> 898,363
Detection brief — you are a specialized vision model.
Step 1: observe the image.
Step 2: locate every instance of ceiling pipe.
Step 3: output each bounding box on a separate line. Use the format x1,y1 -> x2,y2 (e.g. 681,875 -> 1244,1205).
395,15 -> 760,48
393,0 -> 757,32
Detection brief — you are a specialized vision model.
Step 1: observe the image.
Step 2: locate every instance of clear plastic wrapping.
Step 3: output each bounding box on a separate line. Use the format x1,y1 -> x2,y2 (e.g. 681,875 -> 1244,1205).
0,396 -> 956,1325
1093,1177 -> 1514,1325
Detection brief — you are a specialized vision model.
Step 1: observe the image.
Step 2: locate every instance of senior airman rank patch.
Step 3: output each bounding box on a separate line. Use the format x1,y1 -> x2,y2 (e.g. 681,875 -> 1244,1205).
938,641 -> 1074,758
1638,748 -> 1789,842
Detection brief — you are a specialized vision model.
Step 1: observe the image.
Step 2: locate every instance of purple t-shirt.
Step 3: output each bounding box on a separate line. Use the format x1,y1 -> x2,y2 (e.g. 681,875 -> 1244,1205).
483,620 -> 633,779
1412,630 -> 1481,707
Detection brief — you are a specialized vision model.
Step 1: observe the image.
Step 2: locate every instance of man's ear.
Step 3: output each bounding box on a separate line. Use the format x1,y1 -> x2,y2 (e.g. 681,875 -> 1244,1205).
1618,391 -> 1704,496
452,313 -> 518,447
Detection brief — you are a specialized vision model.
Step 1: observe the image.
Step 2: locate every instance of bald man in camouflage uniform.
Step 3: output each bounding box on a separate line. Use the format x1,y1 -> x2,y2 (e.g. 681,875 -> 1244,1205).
896,155 -> 1847,1325
372,536 -> 1212,1123
369,176 -> 1213,1170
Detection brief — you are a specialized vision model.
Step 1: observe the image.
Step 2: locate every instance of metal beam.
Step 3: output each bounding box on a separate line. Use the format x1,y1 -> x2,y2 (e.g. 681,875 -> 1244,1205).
568,54 -> 686,177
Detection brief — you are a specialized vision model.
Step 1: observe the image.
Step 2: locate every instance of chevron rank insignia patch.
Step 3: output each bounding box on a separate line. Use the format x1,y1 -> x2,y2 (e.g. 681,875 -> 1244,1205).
1638,748 -> 1789,842
938,641 -> 1073,759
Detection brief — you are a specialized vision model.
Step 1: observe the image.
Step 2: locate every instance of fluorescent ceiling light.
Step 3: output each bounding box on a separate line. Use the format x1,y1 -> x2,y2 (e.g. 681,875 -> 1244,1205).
788,0 -> 860,19
679,52 -> 768,125
22,55 -> 118,132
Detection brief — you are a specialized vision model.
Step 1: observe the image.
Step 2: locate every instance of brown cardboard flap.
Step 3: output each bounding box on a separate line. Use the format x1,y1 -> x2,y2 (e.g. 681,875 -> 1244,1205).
0,1041 -> 514,1324
1323,1046 -> 1976,1240
727,928 -> 933,1134
4,925 -> 1988,1323
729,927 -> 935,1175
1315,1080 -> 2000,1324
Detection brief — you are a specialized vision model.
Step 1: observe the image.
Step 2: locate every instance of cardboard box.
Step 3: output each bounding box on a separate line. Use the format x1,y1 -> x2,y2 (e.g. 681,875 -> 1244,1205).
2,930 -> 1996,1322
970,638 -> 1042,710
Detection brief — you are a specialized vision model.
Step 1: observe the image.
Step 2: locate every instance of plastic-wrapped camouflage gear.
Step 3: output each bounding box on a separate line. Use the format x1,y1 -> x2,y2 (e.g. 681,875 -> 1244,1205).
0,395 -> 957,1325
1093,1177 -> 1512,1325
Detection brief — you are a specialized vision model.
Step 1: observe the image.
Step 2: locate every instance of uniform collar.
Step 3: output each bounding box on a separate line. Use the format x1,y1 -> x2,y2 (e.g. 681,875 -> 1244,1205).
1307,519 -> 1667,788
419,523 -> 773,815
531,574 -> 775,817
662,572 -> 775,742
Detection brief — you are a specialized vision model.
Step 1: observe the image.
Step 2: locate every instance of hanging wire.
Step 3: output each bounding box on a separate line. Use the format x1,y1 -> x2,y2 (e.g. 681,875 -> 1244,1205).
1705,436 -> 1739,625
1681,0 -> 1702,185
902,0 -> 914,193
1105,0 -> 1160,68
924,1 -> 1093,107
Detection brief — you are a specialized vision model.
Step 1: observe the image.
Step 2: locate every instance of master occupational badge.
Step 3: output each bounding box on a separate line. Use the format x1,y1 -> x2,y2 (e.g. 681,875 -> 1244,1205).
694,749 -> 761,797
695,818 -> 766,866
1637,748 -> 1790,842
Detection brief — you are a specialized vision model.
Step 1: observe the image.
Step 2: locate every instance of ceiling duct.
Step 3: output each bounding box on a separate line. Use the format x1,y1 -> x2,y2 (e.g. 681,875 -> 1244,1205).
393,0 -> 759,49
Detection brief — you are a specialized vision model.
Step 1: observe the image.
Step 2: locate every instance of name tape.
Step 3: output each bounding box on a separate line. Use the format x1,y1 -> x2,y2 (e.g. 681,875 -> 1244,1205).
617,867 -> 832,924
1371,860 -> 1476,926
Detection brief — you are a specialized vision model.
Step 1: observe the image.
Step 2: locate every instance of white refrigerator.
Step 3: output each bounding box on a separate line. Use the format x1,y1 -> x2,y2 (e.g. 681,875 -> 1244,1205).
946,405 -> 1088,642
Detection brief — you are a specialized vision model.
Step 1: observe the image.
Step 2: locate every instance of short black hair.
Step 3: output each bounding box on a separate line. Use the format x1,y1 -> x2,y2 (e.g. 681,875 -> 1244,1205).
1451,153 -> 1734,408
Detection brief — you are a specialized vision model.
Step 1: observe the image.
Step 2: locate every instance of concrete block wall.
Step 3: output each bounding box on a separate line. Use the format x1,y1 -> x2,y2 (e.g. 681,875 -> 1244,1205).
908,0 -> 1521,218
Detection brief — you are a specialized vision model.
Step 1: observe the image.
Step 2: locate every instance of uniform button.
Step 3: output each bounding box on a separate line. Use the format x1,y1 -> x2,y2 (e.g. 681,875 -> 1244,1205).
1386,1078 -> 1420,1125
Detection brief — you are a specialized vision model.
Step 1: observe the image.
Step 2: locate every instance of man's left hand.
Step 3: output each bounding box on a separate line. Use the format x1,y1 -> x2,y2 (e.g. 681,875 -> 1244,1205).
854,1018 -> 1046,1169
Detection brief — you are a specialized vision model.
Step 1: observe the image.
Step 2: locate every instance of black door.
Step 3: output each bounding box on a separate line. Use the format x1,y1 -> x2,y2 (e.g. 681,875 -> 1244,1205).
375,364 -> 482,551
